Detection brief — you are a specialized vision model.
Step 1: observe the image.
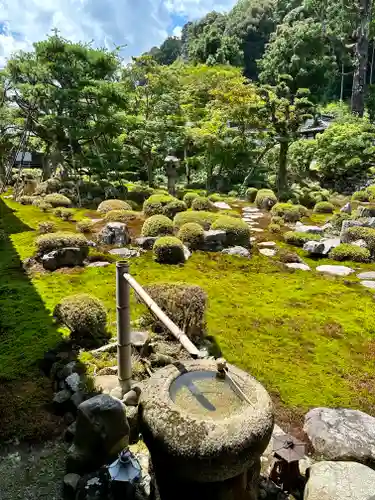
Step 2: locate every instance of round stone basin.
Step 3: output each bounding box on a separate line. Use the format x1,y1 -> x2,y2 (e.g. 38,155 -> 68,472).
170,370 -> 245,419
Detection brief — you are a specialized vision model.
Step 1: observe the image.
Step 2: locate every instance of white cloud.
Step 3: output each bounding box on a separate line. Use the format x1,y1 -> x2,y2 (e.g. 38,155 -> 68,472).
0,0 -> 237,67
172,26 -> 182,38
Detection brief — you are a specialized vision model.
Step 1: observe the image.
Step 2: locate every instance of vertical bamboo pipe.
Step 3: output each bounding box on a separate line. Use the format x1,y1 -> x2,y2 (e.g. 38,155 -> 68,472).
116,261 -> 132,395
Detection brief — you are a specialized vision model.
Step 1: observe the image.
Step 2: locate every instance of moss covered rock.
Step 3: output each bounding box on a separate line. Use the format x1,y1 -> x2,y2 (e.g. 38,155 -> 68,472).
284,231 -> 321,247
141,215 -> 173,237
44,193 -> 72,208
191,196 -> 214,211
246,188 -> 258,202
97,199 -> 132,214
153,236 -> 185,264
255,189 -> 277,210
211,216 -> 250,247
163,199 -> 187,219
330,244 -> 371,263
345,226 -> 375,250
313,201 -> 335,214
174,211 -> 218,230
177,223 -> 205,249
183,192 -> 199,208
104,210 -> 140,222
35,232 -> 88,255
271,203 -> 308,222
143,194 -> 176,217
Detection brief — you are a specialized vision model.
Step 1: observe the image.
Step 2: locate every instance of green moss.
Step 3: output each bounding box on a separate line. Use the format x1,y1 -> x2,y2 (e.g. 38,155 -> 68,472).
346,226 -> 375,249
255,189 -> 277,210
314,201 -> 335,213
271,203 -> 308,222
44,193 -> 72,207
352,190 -> 369,202
191,196 -> 213,211
269,223 -> 282,233
284,231 -> 321,247
208,193 -> 222,202
177,223 -> 204,249
211,216 -> 250,247
246,187 -> 258,202
141,214 -> 173,237
174,211 -> 218,230
330,244 -> 371,263
104,210 -> 141,222
183,192 -> 199,208
153,236 -> 185,264
143,194 -> 175,217
330,213 -> 352,231
163,199 -> 187,219
97,199 -> 132,214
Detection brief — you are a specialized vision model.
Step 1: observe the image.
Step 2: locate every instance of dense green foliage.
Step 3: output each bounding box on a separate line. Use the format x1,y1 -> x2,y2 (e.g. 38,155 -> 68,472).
177,223 -> 205,249
141,214 -> 174,237
313,201 -> 335,214
211,215 -> 250,246
284,231 -> 321,247
271,203 -> 307,222
330,244 -> 371,262
174,211 -> 218,229
153,236 -> 185,264
191,196 -> 213,211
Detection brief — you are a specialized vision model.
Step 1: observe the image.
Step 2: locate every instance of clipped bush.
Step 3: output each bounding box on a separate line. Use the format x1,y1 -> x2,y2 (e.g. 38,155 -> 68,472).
174,211 -> 218,230
76,219 -> 94,233
19,195 -> 34,205
313,201 -> 335,214
211,216 -> 250,247
54,294 -> 108,347
143,194 -> 175,217
366,185 -> 375,201
44,193 -> 72,208
97,199 -> 132,214
142,283 -> 207,339
208,193 -> 222,202
330,213 -> 352,231
183,192 -> 199,208
346,226 -> 375,249
330,244 -> 371,263
246,187 -> 258,202
228,190 -> 238,197
104,210 -> 140,222
126,185 -> 154,205
35,232 -> 88,255
284,231 -> 321,247
153,236 -> 185,264
39,202 -> 52,212
58,208 -> 74,221
38,222 -> 56,234
352,190 -> 369,202
191,196 -> 214,212
271,215 -> 284,225
141,215 -> 173,237
269,223 -> 281,233
255,189 -> 277,210
177,223 -> 204,249
163,199 -> 187,219
271,203 -> 308,222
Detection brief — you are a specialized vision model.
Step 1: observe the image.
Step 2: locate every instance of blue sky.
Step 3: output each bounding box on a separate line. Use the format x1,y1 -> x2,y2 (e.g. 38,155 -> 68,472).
0,0 -> 237,67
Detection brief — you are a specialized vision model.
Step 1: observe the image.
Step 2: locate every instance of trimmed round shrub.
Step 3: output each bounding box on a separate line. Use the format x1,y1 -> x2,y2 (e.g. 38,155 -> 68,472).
141,215 -> 173,237
191,196 -> 214,211
126,185 -> 154,205
352,190 -> 369,202
271,215 -> 284,225
143,194 -> 175,217
76,219 -> 94,233
163,200 -> 187,219
330,244 -> 370,263
142,283 -> 207,339
177,223 -> 204,249
228,190 -> 238,197
345,226 -> 375,249
38,222 -> 56,234
183,192 -> 199,208
255,189 -> 277,210
313,201 -> 335,214
208,193 -> 222,202
174,211 -> 218,230
53,294 -> 108,347
246,187 -> 258,203
104,210 -> 140,222
271,203 -> 308,222
44,193 -> 72,208
35,232 -> 88,255
211,216 -> 250,247
153,236 -> 185,264
97,199 -> 132,214
284,231 -> 321,247
58,208 -> 74,221
269,223 -> 281,233
39,202 -> 52,212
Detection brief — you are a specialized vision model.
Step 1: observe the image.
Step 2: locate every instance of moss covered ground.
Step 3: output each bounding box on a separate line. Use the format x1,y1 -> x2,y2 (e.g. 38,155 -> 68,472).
1,195 -> 375,440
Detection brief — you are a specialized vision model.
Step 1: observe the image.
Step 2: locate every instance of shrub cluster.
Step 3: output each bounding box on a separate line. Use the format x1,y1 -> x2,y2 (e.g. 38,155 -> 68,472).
153,236 -> 185,264
143,194 -> 175,217
35,232 -> 88,255
76,219 -> 94,233
174,211 -> 218,230
39,202 -> 53,212
271,203 -> 308,222
211,216 -> 250,246
219,210 -> 241,218
351,190 -> 369,202
163,199 -> 187,219
208,193 -> 222,202
97,199 -> 132,214
126,185 -> 154,205
345,226 -> 375,249
246,187 -> 258,202
141,215 -> 173,237
142,283 -> 207,339
191,196 -> 214,211
255,189 -> 277,210
330,243 -> 370,263
313,201 -> 335,214
183,192 -> 199,207
270,215 -> 284,225
269,223 -> 282,233
177,223 -> 204,249
284,231 -> 321,247
19,195 -> 35,205
44,193 -> 72,207
104,210 -> 140,222
38,222 -> 56,234
55,208 -> 74,221
330,213 -> 352,231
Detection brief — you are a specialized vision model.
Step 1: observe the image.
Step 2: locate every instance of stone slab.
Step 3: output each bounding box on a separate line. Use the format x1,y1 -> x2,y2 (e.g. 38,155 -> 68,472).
286,263 -> 310,271
357,271 -> 375,280
316,265 -> 354,277
360,280 -> 375,289
259,248 -> 276,257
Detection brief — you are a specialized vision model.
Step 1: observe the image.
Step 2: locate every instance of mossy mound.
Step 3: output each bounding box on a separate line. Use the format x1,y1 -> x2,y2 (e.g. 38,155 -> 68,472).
163,199 -> 187,219
44,193 -> 72,208
153,236 -> 185,264
271,203 -> 308,222
177,223 -> 204,249
255,189 -> 277,210
330,244 -> 370,263
76,219 -> 94,233
183,192 -> 199,208
141,215 -> 174,237
313,201 -> 335,214
35,232 -> 88,255
284,231 -> 321,247
211,216 -> 250,247
143,194 -> 176,217
191,196 -> 214,211
246,188 -> 258,202
174,211 -> 218,230
97,199 -> 132,214
104,210 -> 140,222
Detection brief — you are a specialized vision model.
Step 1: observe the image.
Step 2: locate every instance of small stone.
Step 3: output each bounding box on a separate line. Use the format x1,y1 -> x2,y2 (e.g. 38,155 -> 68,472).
295,222 -> 323,234
357,271 -> 375,279
131,330 -> 149,348
63,473 -> 81,497
285,263 -> 310,271
242,207 -> 260,213
360,280 -> 375,289
87,261 -> 111,267
213,201 -> 231,209
90,218 -> 103,224
183,245 -> 191,261
222,246 -> 250,258
134,236 -> 157,250
122,387 -> 141,406
251,227 -> 264,233
109,248 -> 140,258
66,372 -> 81,392
53,389 -> 71,407
316,265 -> 354,277
90,342 -> 117,355
258,241 -> 276,248
250,237 -> 256,243
352,239 -> 368,248
62,361 -> 78,379
259,248 -> 276,257
340,202 -> 352,214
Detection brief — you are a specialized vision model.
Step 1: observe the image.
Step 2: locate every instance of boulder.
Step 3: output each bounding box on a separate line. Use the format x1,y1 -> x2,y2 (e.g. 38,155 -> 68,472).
65,372 -> 81,392
42,247 -> 88,271
340,202 -> 352,214
295,222 -> 323,234
358,205 -> 375,217
316,265 -> 354,277
213,201 -> 231,209
87,261 -> 111,268
304,461 -> 375,500
53,389 -> 72,414
259,248 -> 276,257
63,473 -> 81,498
202,230 -> 226,251
304,407 -> 375,465
222,246 -> 250,258
98,222 -> 130,247
303,238 -> 340,256
286,263 -> 310,271
134,236 -> 157,250
109,248 -> 140,258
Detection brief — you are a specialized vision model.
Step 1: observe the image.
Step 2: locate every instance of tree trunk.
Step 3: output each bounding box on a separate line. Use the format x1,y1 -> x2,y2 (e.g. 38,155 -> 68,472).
184,147 -> 190,185
146,159 -> 154,188
277,140 -> 289,197
370,39 -> 375,84
340,61 -> 345,101
351,0 -> 372,116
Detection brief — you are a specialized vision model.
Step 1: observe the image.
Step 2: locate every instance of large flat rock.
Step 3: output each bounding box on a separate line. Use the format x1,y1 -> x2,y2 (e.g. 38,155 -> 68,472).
361,280 -> 375,290
304,461 -> 375,500
304,407 -> 375,465
213,201 -> 231,210
358,271 -> 375,280
286,263 -> 310,271
316,265 -> 354,277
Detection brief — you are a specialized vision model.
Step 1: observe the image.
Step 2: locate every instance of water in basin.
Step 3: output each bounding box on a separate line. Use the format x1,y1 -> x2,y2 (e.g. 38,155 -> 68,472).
170,370 -> 245,419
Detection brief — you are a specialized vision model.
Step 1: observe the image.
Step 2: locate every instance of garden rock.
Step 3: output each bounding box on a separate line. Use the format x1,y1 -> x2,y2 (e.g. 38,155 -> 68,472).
66,372 -> 81,392
75,469 -> 110,500
340,220 -> 366,242
243,207 -> 260,213
303,238 -> 340,256
304,461 -> 375,500
304,407 -> 375,465
316,265 -> 354,276
87,261 -> 111,268
109,248 -> 140,258
322,222 -> 333,232
202,230 -> 226,251
98,222 -> 130,247
286,263 -> 310,271
41,247 -> 87,271
126,406 -> 140,444
258,241 -> 276,248
63,473 -> 81,498
183,245 -> 191,261
358,271 -> 375,279
353,239 -> 368,248
53,389 -> 72,414
340,202 -> 352,214
259,248 -> 276,257
361,280 -> 375,290
251,227 -> 264,232
358,205 -> 375,217
295,222 -> 323,234
222,246 -> 250,258
131,330 -> 149,348
122,387 -> 141,407
213,201 -> 231,209
134,236 -> 157,250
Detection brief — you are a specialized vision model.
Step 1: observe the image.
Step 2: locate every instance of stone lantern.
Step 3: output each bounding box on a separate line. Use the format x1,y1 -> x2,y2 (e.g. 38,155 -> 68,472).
164,154 -> 179,197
